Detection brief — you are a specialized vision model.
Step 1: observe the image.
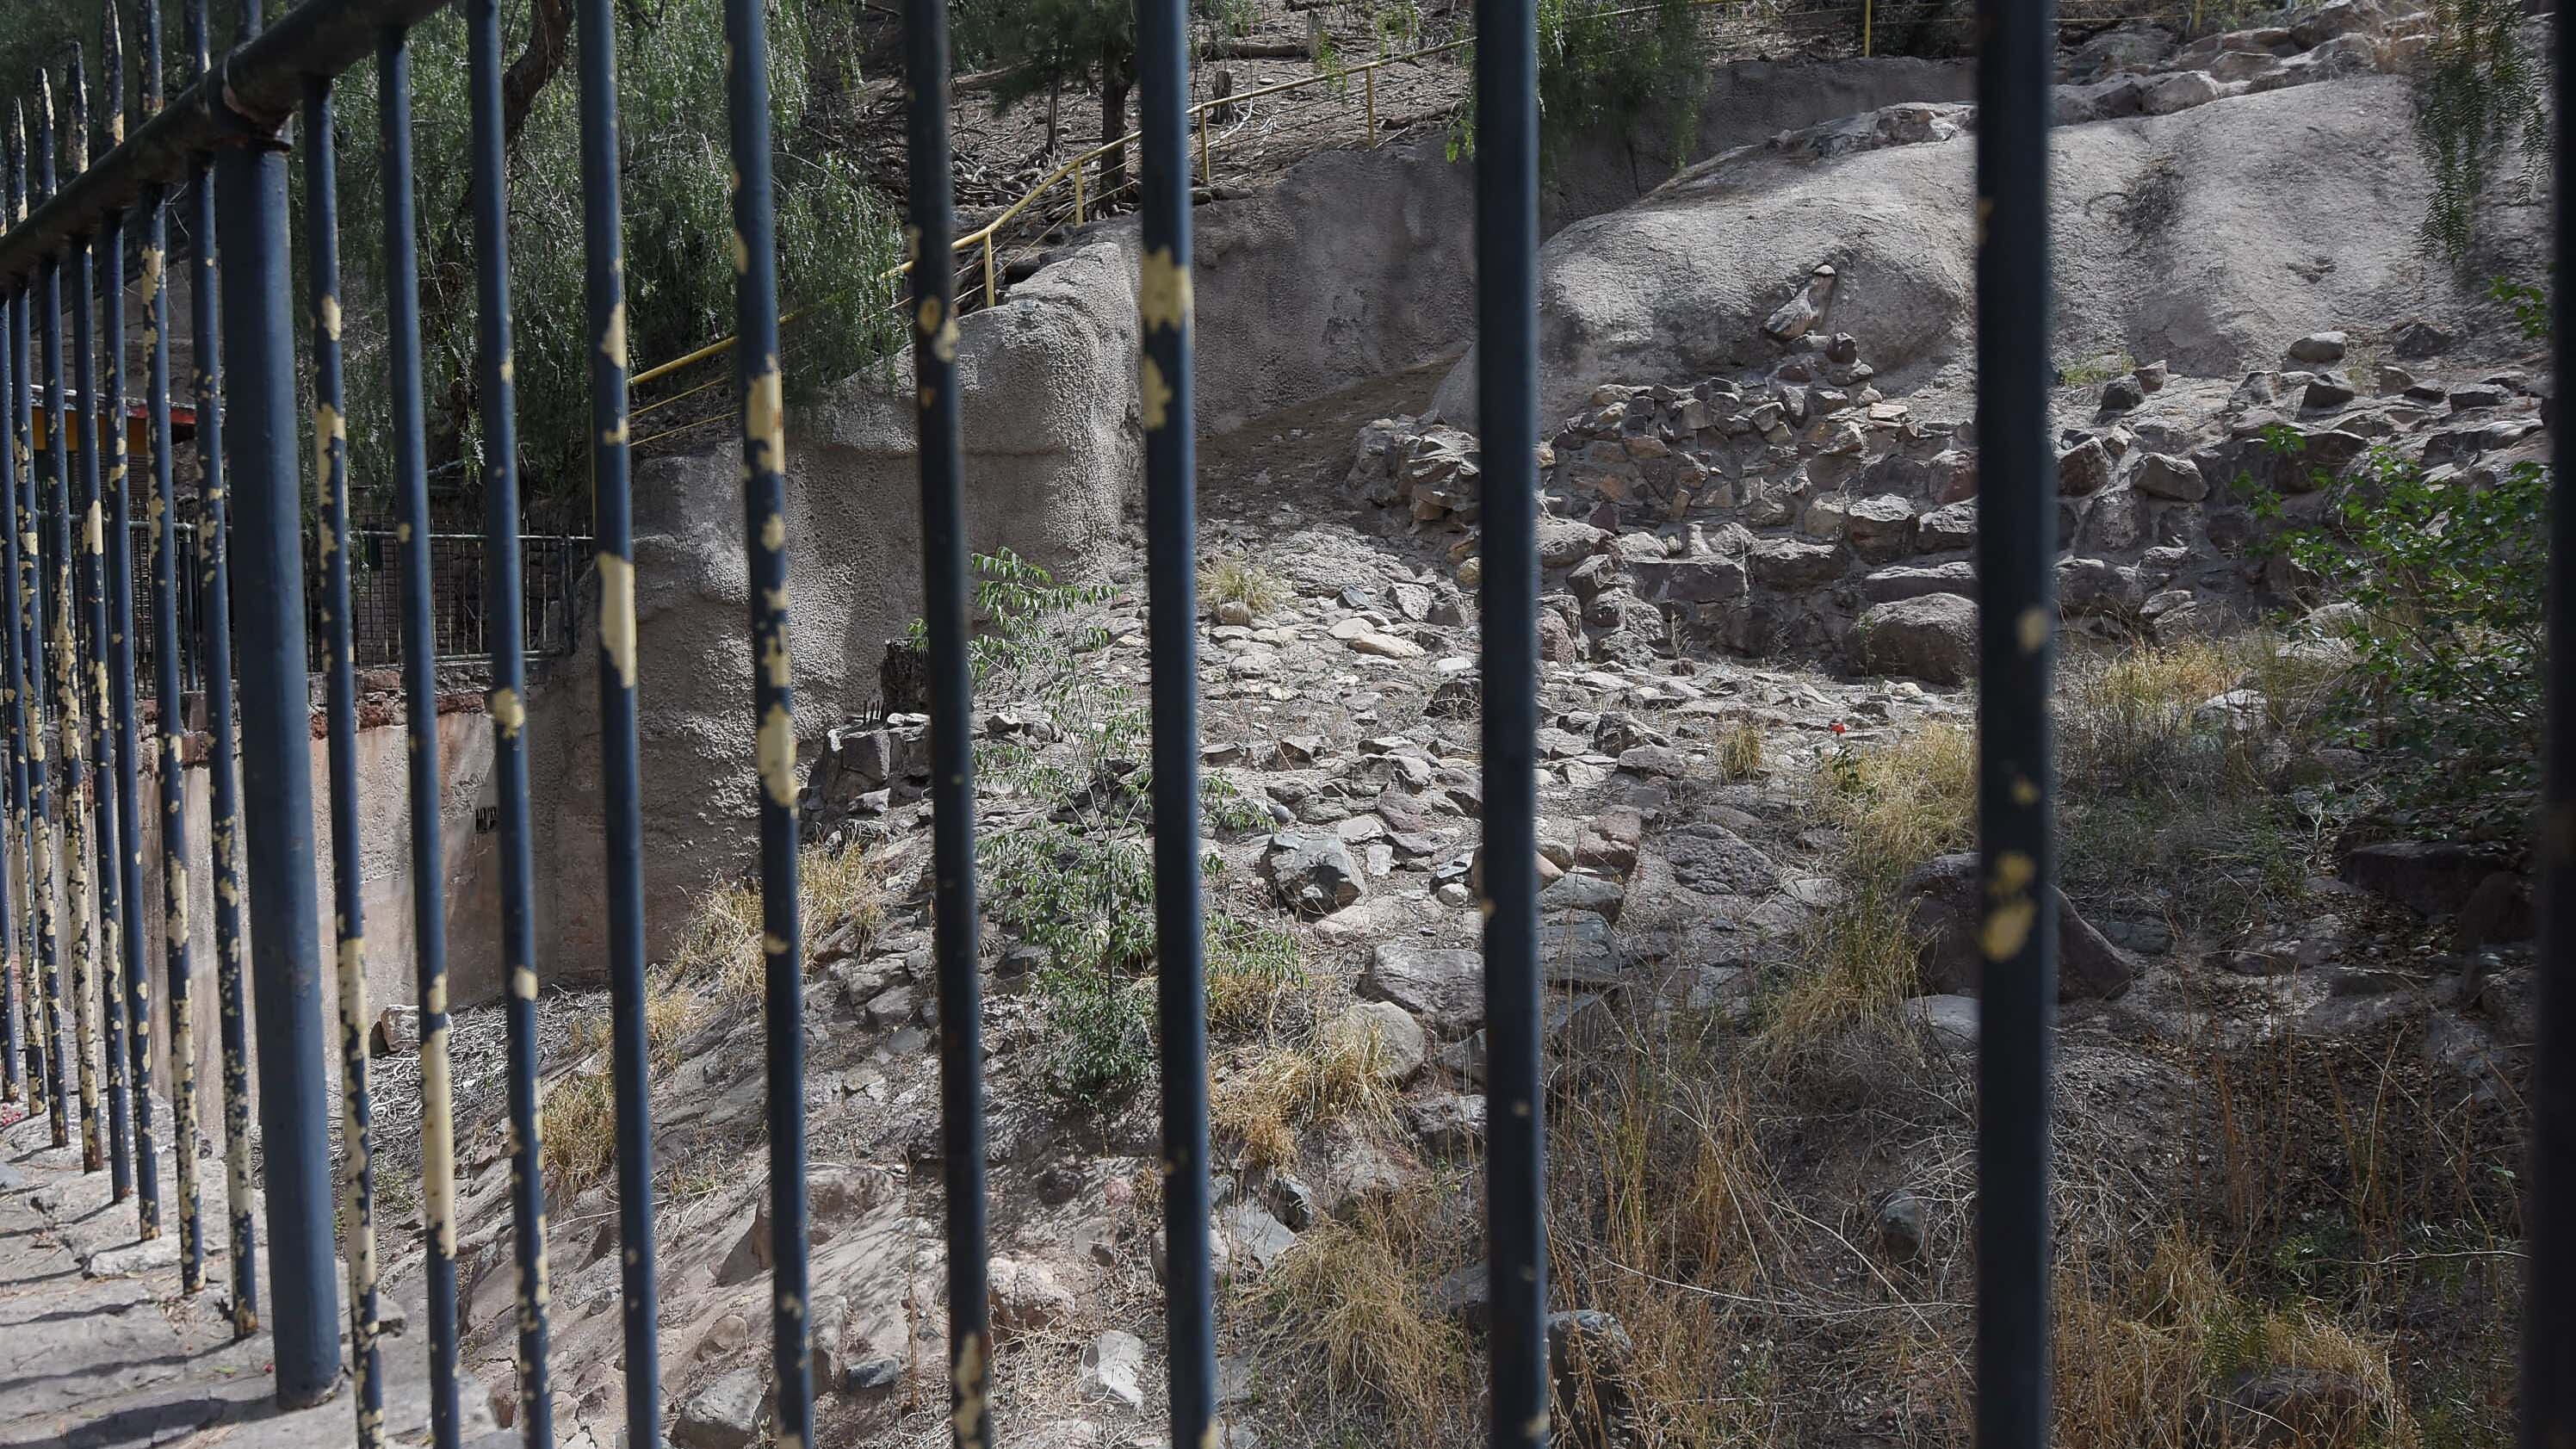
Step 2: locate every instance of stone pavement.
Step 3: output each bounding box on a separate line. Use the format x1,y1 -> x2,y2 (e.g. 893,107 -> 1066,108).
0,1103 -> 509,1447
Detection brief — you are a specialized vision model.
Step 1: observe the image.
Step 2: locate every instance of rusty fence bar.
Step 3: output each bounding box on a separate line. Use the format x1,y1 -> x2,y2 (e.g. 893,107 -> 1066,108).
903,0 -> 993,1441
139,0 -> 202,1291
218,0 -> 344,1400
2522,0 -> 2575,1440
105,5 -> 164,1241
39,72 -> 106,1180
13,103 -> 66,1155
307,66 -> 386,1445
569,0 -> 665,1434
461,0 -> 558,1435
378,19 -> 462,1445
0,125 -> 21,1116
723,0 -> 814,1432
70,46 -> 129,1198
184,0 -> 260,1341
1472,0 -> 1549,1440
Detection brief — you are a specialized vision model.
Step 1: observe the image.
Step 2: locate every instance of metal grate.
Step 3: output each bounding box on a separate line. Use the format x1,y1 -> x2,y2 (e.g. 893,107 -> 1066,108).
0,3 -> 2561,1449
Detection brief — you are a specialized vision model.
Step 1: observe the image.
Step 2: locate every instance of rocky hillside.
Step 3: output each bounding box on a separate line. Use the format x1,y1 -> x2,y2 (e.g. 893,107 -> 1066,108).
372,10 -> 2542,1448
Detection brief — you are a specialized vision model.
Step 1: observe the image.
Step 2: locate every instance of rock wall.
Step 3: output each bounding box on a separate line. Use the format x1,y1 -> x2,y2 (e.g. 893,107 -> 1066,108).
1427,5 -> 2543,427
581,56 -> 1989,974
1191,56 -> 1973,431
537,237 -> 1143,976
1360,325 -> 2548,685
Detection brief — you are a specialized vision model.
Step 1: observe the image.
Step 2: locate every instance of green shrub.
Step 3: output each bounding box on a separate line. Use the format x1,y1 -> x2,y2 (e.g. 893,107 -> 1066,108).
2239,435 -> 2547,834
920,550 -> 1273,1103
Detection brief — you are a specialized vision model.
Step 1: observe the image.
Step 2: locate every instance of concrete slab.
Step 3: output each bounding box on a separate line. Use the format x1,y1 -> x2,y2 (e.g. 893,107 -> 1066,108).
0,1105 -> 501,1446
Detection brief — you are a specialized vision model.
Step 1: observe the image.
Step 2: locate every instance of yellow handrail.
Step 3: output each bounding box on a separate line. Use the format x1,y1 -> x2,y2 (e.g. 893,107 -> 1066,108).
627,0 -> 1731,404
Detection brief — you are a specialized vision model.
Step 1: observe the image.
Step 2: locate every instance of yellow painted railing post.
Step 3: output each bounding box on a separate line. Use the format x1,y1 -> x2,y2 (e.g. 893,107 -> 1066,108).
1863,0 -> 1873,56
1073,162 -> 1086,226
1365,67 -> 1377,141
1198,106 -> 1211,185
982,232 -> 997,307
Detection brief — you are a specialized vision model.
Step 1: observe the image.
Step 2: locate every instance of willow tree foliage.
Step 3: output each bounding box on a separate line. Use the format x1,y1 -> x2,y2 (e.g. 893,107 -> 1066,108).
316,0 -> 901,521
1446,0 -> 1710,167
2410,0 -> 2548,261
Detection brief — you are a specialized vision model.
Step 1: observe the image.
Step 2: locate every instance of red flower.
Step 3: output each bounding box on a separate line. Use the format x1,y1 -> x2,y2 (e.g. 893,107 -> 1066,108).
1829,721 -> 1848,735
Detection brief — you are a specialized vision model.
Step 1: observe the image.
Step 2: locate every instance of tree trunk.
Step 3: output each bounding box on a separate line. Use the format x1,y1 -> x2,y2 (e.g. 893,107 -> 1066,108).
1099,73 -> 1130,200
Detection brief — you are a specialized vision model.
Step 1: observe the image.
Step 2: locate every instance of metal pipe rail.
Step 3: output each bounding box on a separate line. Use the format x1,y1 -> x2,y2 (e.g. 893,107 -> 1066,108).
0,3 -> 2562,1449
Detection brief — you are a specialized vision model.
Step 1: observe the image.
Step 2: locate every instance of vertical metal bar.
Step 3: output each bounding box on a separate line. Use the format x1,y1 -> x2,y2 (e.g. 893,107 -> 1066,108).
572,0 -> 660,1437
12,104 -> 65,1155
53,64 -> 108,1183
1136,0 -> 1215,1444
141,0 -> 202,1297
981,232 -> 995,309
377,27 -> 459,1446
188,0 -> 257,1338
903,5 -> 990,1445
0,128 -> 24,1116
104,0 -> 164,1240
1472,0 -> 1547,1437
215,0 -> 344,1397
305,71 -> 382,1445
461,1 -> 554,1437
2518,1 -> 2576,1440
74,40 -> 139,1204
1973,0 -> 2057,1442
722,0 -> 810,1434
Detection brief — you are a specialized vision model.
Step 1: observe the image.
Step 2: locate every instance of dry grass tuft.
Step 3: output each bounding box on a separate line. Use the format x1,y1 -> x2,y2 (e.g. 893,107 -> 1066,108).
538,1067 -> 618,1200
2053,1233 -> 2408,1449
1213,1017 -> 1403,1173
1715,719 -> 1768,782
1198,554 -> 1291,619
1816,721 -> 1977,876
1761,721 -> 1973,1056
666,842 -> 883,1014
1204,915 -> 1304,1035
1263,1221 -> 1470,1431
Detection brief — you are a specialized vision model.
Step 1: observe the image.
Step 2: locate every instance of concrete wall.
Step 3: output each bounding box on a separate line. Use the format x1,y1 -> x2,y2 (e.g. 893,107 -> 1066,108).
96,685 -> 543,1117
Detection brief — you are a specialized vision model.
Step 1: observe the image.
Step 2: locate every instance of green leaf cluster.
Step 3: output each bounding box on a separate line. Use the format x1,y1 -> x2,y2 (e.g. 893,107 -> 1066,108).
2410,0 -> 2548,261
2237,434 -> 2548,837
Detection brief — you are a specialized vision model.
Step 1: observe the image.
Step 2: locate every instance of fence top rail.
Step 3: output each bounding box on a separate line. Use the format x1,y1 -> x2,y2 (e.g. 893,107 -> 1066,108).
0,0 -> 452,290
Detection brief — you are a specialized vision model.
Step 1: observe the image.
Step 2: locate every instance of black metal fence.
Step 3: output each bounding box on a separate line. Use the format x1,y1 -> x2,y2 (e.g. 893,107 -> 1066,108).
0,3 -> 2567,1449
117,523 -> 587,701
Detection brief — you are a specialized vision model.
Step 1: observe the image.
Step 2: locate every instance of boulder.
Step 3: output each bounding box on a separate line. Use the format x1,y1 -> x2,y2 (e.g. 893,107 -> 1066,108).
1548,1310 -> 1639,1449
1660,825 -> 1784,897
1904,993 -> 1981,1050
2056,438 -> 2112,496
1362,944 -> 1486,1035
1263,832 -> 1366,915
2288,330 -> 2349,363
2141,70 -> 2222,115
675,1367 -> 767,1449
1916,500 -> 1978,551
1898,852 -> 2140,1000
1747,537 -> 1847,591
1858,560 -> 1976,605
1325,1001 -> 1429,1084
989,1256 -> 1079,1331
1631,555 -> 1749,605
1851,592 -> 1977,684
1080,1330 -> 1149,1410
1843,493 -> 1919,560
2199,1367 -> 2379,1449
2338,841 -> 2493,917
2133,452 -> 2208,501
